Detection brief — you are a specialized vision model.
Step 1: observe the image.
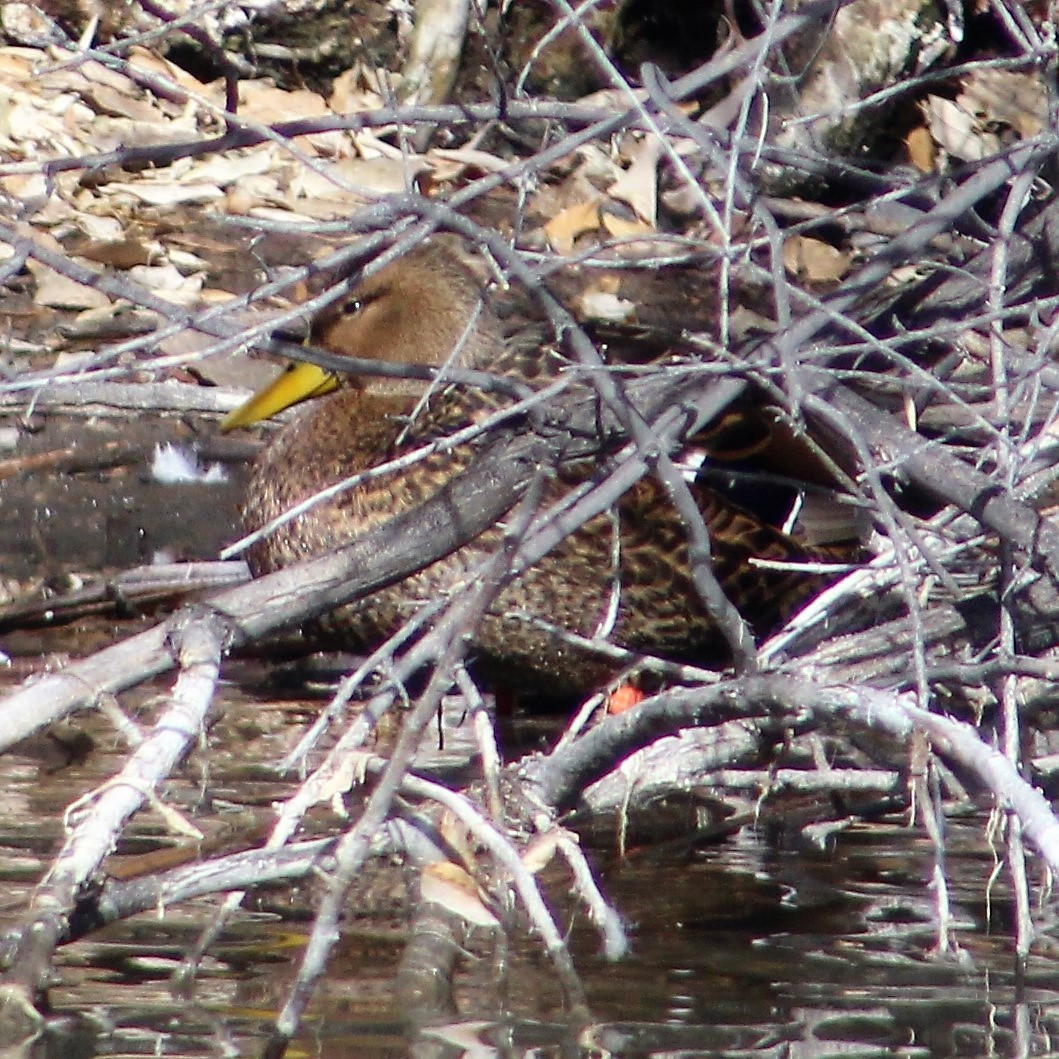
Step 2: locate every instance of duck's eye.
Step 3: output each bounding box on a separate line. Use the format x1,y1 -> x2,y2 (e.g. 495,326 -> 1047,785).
341,298 -> 362,316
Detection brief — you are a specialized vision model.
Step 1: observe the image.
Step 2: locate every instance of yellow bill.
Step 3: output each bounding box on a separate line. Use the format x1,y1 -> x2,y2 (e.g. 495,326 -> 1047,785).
221,362 -> 339,432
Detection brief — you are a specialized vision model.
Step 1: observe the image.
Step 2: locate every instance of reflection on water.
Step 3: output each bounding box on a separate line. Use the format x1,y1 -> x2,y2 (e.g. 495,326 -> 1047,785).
0,679 -> 1052,1058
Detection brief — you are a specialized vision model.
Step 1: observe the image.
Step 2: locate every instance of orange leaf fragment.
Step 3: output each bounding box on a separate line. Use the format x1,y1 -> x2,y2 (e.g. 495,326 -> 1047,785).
544,198 -> 602,254
607,684 -> 645,715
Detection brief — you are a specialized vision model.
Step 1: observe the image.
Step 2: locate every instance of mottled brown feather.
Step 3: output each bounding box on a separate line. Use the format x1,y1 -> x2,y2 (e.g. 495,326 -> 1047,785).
239,243 -> 846,696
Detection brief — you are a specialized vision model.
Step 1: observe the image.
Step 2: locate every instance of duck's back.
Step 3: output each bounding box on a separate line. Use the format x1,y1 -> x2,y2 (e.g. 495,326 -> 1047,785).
240,360 -> 842,697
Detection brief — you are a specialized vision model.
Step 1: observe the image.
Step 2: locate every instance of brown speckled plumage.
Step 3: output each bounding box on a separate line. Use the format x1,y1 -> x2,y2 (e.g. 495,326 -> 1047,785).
232,242 -> 842,696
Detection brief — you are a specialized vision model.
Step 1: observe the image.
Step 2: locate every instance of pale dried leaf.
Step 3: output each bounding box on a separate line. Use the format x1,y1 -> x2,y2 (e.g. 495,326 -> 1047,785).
71,213 -> 126,242
80,57 -> 142,95
294,751 -> 372,818
0,171 -> 46,199
238,81 -> 329,123
437,808 -> 477,868
81,81 -> 159,122
101,181 -> 225,206
420,862 -> 499,928
184,150 -> 276,188
280,196 -> 364,221
431,146 -> 513,178
27,259 -> 110,309
579,279 -> 635,324
235,81 -> 351,156
193,347 -> 281,390
249,205 -> 324,225
61,303 -> 159,339
125,45 -> 208,94
600,210 -> 654,241
128,263 -> 204,305
2,95 -> 78,146
957,68 -> 1047,139
922,95 -> 999,163
521,831 -> 562,874
289,156 -> 425,201
198,288 -> 240,305
0,47 -> 39,79
224,175 -> 282,215
544,198 -> 602,254
608,133 -> 662,226
328,65 -> 384,112
783,235 -> 851,283
150,795 -> 205,840
53,349 -> 95,370
0,3 -> 65,47
88,114 -> 198,151
905,123 -> 936,173
571,142 -> 621,184
579,86 -> 649,110
168,248 -> 209,274
76,238 -> 156,269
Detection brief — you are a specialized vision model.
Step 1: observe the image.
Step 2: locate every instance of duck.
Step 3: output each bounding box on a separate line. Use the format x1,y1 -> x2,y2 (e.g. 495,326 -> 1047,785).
222,240 -> 848,698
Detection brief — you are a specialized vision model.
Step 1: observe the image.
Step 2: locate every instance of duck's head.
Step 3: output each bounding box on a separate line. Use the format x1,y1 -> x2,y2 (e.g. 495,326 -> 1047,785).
222,241 -> 497,431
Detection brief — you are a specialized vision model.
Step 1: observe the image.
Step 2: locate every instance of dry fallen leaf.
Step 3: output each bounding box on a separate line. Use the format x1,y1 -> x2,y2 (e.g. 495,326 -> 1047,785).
103,181 -> 225,207
125,45 -> 208,95
579,276 -> 635,323
0,4 -> 65,47
61,302 -> 158,339
184,150 -> 277,188
956,67 -> 1047,139
430,146 -> 513,180
289,155 -> 427,204
27,259 -> 111,310
905,123 -> 936,173
783,234 -> 851,283
223,174 -> 283,215
128,263 -> 204,305
292,750 -> 372,818
420,862 -> 500,928
608,133 -> 663,226
544,197 -> 602,254
600,209 -> 654,241
88,113 -> 198,151
922,95 -> 999,164
236,80 -> 349,156
70,213 -> 126,242
328,63 -> 384,113
75,237 -> 156,269
81,81 -> 159,123
521,829 -> 566,874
